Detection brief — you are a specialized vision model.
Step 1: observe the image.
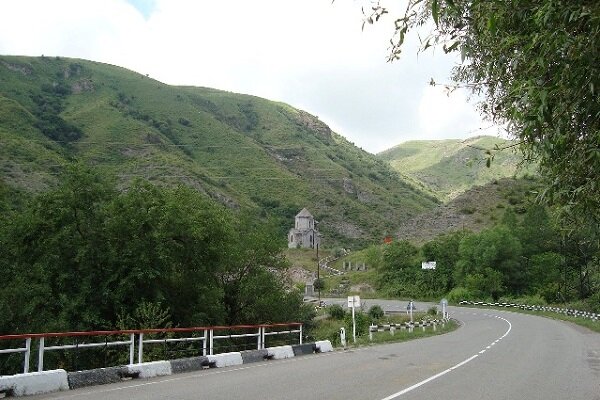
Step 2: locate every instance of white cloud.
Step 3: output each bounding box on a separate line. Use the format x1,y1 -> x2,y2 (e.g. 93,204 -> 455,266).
0,0 -> 495,153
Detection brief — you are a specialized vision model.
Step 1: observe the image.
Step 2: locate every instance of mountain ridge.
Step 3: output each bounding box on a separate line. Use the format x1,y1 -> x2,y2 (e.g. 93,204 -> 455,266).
0,55 -> 437,247
378,135 -> 533,200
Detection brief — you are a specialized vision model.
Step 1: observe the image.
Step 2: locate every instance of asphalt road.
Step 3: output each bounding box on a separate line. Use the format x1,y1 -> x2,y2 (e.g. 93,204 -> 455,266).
29,302 -> 600,400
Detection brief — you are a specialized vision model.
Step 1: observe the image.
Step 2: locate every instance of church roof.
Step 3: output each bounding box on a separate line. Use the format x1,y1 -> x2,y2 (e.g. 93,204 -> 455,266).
296,208 -> 313,218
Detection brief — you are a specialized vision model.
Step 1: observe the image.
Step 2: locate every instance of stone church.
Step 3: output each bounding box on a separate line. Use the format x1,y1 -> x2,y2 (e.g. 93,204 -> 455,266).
288,208 -> 321,249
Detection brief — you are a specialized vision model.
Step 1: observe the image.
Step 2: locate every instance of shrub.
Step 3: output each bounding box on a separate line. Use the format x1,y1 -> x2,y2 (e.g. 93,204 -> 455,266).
328,304 -> 345,320
368,305 -> 384,320
427,306 -> 438,316
447,286 -> 476,303
344,311 -> 370,338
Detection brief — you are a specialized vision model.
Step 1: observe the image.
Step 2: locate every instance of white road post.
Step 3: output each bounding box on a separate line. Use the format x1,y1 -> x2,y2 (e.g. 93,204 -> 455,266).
352,304 -> 356,343
347,295 -> 360,344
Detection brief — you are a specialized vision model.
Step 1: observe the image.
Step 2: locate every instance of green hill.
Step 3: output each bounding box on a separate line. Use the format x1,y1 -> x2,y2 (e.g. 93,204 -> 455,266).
395,177 -> 541,243
0,55 -> 437,247
378,136 -> 533,200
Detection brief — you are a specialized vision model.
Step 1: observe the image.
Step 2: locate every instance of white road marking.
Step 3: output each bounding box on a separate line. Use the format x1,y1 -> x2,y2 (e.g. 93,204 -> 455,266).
380,314 -> 512,400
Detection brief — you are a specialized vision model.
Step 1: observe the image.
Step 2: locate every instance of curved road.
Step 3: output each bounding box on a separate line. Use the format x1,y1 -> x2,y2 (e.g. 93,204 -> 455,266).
30,303 -> 600,400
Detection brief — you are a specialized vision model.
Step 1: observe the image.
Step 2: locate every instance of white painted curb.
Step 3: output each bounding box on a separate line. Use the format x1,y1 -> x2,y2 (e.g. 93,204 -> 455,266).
315,340 -> 333,353
207,352 -> 243,368
0,369 -> 69,397
266,345 -> 295,360
126,361 -> 172,379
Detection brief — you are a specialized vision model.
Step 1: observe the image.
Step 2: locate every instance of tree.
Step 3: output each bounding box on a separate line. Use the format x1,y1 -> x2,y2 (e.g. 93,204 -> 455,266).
455,225 -> 523,295
0,165 -> 308,334
368,0 -> 600,225
378,240 -> 421,296
421,231 -> 466,292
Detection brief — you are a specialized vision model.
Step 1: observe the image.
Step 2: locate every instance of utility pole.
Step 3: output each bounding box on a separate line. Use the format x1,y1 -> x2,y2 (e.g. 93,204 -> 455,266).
316,243 -> 320,303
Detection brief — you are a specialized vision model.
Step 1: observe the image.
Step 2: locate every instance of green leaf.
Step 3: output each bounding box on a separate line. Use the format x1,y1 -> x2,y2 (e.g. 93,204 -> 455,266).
432,0 -> 439,26
487,15 -> 497,32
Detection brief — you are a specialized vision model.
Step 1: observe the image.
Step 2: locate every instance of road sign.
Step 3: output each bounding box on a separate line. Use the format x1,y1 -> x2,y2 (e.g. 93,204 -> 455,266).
347,295 -> 361,308
347,296 -> 360,343
422,261 -> 436,270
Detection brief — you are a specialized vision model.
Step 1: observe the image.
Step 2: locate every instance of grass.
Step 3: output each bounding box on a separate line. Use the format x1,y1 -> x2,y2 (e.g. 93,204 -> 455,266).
0,55 -> 438,248
379,136 -> 535,201
309,313 -> 458,348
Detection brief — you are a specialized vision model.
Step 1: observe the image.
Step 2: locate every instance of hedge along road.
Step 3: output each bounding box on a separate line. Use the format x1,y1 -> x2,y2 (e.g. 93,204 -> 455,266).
28,304 -> 600,400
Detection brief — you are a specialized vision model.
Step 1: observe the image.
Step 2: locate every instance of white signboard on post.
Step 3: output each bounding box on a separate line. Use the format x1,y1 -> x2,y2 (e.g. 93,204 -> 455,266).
421,261 -> 437,270
347,295 -> 360,343
347,295 -> 361,308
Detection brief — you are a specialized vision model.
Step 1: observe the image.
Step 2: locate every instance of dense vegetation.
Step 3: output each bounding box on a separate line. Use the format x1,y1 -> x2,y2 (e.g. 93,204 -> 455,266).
0,165 -> 313,335
365,203 -> 599,312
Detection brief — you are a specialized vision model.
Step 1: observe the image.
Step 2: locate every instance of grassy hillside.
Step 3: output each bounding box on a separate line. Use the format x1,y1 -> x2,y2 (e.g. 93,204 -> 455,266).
395,177 -> 542,243
0,55 -> 437,247
378,136 -> 534,200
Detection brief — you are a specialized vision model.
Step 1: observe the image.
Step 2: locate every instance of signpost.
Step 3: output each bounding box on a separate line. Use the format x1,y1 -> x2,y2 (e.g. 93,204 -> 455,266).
347,295 -> 360,343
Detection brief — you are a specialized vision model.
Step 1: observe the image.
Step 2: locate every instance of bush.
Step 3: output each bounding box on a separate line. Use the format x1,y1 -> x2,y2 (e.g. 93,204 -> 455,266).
344,311 -> 370,338
447,286 -> 476,303
328,304 -> 345,320
427,306 -> 438,316
368,305 -> 384,320
500,295 -> 547,306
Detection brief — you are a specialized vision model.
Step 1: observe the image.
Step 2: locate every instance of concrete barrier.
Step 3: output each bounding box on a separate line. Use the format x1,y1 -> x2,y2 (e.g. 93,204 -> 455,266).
170,356 -> 213,374
315,340 -> 333,353
240,349 -> 269,364
126,361 -> 172,379
0,343 -> 325,395
292,343 -> 316,356
0,369 -> 69,397
207,352 -> 243,368
266,345 -> 295,360
67,366 -> 127,389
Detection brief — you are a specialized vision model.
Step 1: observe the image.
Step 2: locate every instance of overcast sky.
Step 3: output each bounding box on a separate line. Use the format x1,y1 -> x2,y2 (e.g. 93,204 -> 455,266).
0,0 -> 502,153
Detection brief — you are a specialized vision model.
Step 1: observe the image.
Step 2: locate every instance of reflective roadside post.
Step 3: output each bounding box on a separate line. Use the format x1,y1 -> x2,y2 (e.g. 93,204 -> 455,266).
340,327 -> 347,348
441,298 -> 448,319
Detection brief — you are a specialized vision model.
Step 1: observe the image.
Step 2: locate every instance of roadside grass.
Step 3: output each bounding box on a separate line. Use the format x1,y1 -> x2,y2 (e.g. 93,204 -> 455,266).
309,312 -> 458,349
356,320 -> 458,347
458,304 -> 600,334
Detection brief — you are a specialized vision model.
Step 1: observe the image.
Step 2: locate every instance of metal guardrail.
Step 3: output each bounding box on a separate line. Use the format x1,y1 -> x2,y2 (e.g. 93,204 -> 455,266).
0,323 -> 302,374
458,301 -> 600,321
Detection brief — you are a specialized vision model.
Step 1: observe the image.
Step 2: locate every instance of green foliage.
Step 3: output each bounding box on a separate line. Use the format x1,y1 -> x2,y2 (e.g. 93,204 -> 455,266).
368,305 -> 384,321
379,136 -> 532,201
117,301 -> 173,330
447,287 -> 475,303
374,0 -> 600,225
344,311 -> 370,338
455,225 -> 523,296
0,164 -> 307,334
328,304 -> 346,320
313,278 -> 326,291
0,55 -> 437,248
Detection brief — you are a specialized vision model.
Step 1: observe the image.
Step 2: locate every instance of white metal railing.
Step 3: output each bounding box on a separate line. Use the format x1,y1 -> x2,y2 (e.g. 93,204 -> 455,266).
0,323 -> 302,375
